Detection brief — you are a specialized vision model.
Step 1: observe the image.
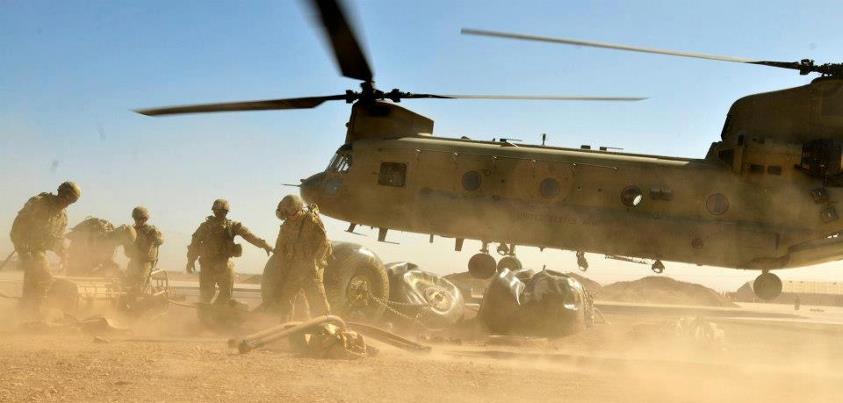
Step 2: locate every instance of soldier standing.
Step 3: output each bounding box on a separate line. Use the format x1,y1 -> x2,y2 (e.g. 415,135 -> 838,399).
10,181 -> 81,318
123,206 -> 164,307
187,199 -> 273,305
273,195 -> 332,321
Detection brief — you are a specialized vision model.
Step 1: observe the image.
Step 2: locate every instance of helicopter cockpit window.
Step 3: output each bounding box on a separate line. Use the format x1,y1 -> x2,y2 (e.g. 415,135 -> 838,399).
327,152 -> 352,174
620,186 -> 643,207
378,162 -> 407,187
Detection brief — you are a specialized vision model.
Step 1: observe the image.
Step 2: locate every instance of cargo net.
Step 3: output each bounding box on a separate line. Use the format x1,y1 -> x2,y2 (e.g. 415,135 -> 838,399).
52,270 -> 173,314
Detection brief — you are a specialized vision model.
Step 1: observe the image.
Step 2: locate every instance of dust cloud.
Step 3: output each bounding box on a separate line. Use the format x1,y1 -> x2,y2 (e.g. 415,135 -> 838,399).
2,268 -> 843,402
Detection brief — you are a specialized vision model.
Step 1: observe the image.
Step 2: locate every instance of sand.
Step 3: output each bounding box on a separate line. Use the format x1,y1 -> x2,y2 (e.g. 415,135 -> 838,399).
2,298 -> 843,402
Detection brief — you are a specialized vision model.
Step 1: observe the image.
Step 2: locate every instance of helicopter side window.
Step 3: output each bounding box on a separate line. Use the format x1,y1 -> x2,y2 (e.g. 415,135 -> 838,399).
378,162 -> 407,187
539,178 -> 560,199
462,171 -> 482,191
706,193 -> 730,215
620,186 -> 643,207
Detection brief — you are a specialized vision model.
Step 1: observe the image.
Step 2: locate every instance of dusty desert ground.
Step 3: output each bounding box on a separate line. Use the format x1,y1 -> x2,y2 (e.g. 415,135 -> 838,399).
2,273 -> 843,402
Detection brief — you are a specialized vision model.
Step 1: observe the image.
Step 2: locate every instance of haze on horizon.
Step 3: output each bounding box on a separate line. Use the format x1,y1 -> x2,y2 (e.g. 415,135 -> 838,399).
2,0 -> 842,292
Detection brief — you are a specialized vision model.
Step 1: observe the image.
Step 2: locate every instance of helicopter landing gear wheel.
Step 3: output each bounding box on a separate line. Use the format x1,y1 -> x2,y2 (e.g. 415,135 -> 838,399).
753,271 -> 783,301
576,251 -> 589,272
651,259 -> 665,274
468,253 -> 497,279
497,255 -> 522,273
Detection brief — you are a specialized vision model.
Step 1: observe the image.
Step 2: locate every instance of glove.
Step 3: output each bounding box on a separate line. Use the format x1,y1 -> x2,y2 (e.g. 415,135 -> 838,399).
186,261 -> 196,273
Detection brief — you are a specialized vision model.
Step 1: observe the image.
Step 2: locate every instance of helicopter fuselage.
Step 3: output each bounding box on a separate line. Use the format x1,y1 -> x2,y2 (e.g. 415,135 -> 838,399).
135,1 -> 843,297
302,123 -> 843,271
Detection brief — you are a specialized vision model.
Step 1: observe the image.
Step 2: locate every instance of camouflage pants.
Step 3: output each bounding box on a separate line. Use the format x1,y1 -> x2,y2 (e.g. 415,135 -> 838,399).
277,261 -> 330,322
19,250 -> 53,317
199,259 -> 234,305
125,260 -> 153,299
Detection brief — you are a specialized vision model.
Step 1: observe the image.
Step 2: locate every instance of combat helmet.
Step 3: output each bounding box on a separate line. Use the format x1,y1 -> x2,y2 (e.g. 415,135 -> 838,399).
276,194 -> 305,219
132,206 -> 150,220
212,199 -> 230,212
57,181 -> 81,203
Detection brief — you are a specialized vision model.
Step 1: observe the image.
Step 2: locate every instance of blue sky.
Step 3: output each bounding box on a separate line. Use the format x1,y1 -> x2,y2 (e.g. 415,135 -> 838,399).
2,0 -> 842,290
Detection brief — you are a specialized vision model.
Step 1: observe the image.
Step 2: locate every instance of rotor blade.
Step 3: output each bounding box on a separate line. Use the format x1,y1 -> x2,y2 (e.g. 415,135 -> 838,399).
135,95 -> 348,116
308,0 -> 373,82
461,28 -> 759,64
462,29 -> 836,75
403,94 -> 646,101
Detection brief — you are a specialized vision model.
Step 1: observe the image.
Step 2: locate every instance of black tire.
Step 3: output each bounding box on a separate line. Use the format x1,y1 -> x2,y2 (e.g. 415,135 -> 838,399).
753,272 -> 783,301
468,253 -> 497,279
497,256 -> 523,273
324,243 -> 389,322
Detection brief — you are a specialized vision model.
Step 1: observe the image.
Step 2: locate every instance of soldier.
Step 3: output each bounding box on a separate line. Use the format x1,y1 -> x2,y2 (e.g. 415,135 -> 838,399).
273,195 -> 332,322
187,199 -> 273,305
123,207 -> 164,307
10,181 -> 81,318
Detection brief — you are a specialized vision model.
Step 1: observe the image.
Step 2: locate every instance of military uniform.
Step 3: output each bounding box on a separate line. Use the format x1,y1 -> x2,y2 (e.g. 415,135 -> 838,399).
275,202 -> 332,321
9,182 -> 80,317
125,222 -> 164,297
188,215 -> 271,304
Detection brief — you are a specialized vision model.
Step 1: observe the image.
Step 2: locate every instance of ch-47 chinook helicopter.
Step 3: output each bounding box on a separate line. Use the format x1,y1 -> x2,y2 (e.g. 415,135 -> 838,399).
452,28 -> 843,300
137,1 -> 843,302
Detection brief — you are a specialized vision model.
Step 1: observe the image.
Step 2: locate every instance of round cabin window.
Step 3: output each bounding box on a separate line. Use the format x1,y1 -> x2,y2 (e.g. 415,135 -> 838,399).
539,178 -> 561,199
462,171 -> 482,191
706,193 -> 729,215
620,186 -> 643,207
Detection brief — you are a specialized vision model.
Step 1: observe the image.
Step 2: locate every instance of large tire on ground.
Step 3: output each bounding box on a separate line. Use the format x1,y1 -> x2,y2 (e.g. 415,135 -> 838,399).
479,269 -> 590,337
753,272 -> 783,301
478,269 -> 524,334
384,262 -> 465,329
323,243 -> 389,322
